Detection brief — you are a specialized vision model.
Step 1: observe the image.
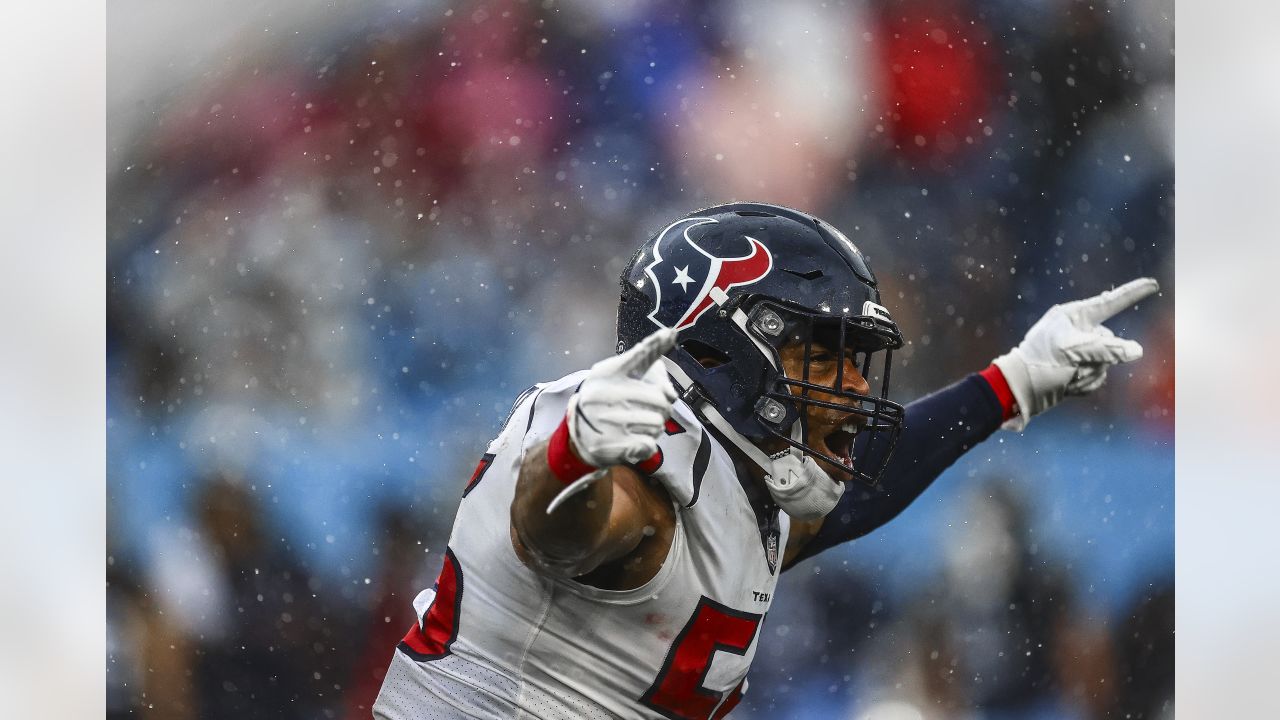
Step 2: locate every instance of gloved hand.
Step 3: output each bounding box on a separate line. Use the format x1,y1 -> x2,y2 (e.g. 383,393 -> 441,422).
993,277 -> 1159,431
567,327 -> 679,467
764,451 -> 845,520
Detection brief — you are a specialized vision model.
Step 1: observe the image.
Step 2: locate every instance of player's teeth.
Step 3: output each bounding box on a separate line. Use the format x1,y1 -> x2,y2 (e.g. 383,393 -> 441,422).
841,423 -> 858,434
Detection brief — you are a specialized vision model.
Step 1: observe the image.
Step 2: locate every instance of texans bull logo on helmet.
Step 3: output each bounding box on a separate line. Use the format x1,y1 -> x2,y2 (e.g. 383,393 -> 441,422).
643,217 -> 774,331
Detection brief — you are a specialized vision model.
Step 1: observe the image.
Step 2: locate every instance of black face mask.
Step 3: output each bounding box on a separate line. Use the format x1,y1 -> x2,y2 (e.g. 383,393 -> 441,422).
746,300 -> 904,487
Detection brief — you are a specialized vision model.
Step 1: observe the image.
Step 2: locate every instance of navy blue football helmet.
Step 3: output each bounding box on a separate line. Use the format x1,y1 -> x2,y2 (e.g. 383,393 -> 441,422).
616,202 -> 904,486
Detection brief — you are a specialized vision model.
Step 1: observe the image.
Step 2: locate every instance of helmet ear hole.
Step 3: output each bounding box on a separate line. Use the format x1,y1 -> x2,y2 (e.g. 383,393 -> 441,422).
680,339 -> 731,369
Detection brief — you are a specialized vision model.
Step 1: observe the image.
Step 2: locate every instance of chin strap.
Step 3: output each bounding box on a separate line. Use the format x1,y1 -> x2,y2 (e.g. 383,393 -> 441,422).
763,451 -> 845,520
660,357 -> 844,519
661,357 -> 775,475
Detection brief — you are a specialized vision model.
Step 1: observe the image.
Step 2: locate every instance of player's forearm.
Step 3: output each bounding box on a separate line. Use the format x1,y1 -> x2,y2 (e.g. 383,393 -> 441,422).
786,372 -> 1004,567
509,327 -> 676,577
511,440 -> 615,572
872,371 -> 1005,505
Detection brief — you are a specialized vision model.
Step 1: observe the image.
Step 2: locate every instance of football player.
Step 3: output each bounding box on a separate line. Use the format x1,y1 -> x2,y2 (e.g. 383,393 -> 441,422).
373,202 -> 1157,720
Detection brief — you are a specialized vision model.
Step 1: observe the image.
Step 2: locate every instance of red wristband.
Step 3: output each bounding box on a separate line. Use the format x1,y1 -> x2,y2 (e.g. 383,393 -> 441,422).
546,416 -> 597,484
979,363 -> 1018,422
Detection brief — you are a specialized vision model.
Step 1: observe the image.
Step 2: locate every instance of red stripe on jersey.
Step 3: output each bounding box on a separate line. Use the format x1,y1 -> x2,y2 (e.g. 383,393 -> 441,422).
462,453 -> 495,498
635,417 -> 686,474
399,547 -> 463,660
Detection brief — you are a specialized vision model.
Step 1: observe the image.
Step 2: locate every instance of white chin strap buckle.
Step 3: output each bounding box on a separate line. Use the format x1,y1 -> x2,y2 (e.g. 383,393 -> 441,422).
764,450 -> 845,520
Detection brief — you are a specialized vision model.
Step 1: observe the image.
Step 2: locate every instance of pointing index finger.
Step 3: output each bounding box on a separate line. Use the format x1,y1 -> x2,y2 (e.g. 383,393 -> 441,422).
618,327 -> 678,378
1073,277 -> 1160,325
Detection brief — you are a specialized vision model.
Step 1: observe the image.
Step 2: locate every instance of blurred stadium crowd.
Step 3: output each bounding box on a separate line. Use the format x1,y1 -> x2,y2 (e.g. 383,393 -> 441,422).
106,0 -> 1173,717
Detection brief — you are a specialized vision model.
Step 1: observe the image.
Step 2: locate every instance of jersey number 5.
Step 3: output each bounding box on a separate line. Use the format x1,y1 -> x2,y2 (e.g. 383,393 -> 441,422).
640,596 -> 763,720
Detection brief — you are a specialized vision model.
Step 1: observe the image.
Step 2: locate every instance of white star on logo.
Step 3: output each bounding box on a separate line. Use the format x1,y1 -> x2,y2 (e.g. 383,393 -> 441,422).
672,265 -> 695,292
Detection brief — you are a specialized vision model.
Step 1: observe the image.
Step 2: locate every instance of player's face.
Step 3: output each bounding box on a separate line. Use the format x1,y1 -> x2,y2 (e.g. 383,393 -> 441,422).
778,338 -> 872,478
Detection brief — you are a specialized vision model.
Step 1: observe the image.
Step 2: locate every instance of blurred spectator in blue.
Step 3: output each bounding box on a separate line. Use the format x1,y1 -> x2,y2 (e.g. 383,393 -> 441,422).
850,480 -> 1118,719
142,475 -> 357,719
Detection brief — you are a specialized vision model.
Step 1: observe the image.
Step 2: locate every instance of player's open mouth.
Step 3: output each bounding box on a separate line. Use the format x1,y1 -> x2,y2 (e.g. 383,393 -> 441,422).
823,422 -> 861,469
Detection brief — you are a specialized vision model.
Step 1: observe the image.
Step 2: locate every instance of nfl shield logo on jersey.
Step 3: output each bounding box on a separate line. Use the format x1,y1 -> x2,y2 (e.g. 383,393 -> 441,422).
765,529 -> 779,575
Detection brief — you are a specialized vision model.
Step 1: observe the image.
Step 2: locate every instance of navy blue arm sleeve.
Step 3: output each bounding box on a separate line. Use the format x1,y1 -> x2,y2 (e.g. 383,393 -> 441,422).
784,373 -> 1004,569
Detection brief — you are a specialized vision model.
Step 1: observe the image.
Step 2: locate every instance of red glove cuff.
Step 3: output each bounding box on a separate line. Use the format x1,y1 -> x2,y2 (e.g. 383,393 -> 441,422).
979,363 -> 1018,422
546,416 -> 597,484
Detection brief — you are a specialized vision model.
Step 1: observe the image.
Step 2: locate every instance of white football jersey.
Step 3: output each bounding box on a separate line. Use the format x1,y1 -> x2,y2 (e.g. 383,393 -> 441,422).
374,370 -> 790,720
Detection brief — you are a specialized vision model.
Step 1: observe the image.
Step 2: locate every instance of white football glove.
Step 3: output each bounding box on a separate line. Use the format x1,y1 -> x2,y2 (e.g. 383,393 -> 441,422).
993,277 -> 1159,431
567,327 -> 679,467
764,451 -> 845,520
